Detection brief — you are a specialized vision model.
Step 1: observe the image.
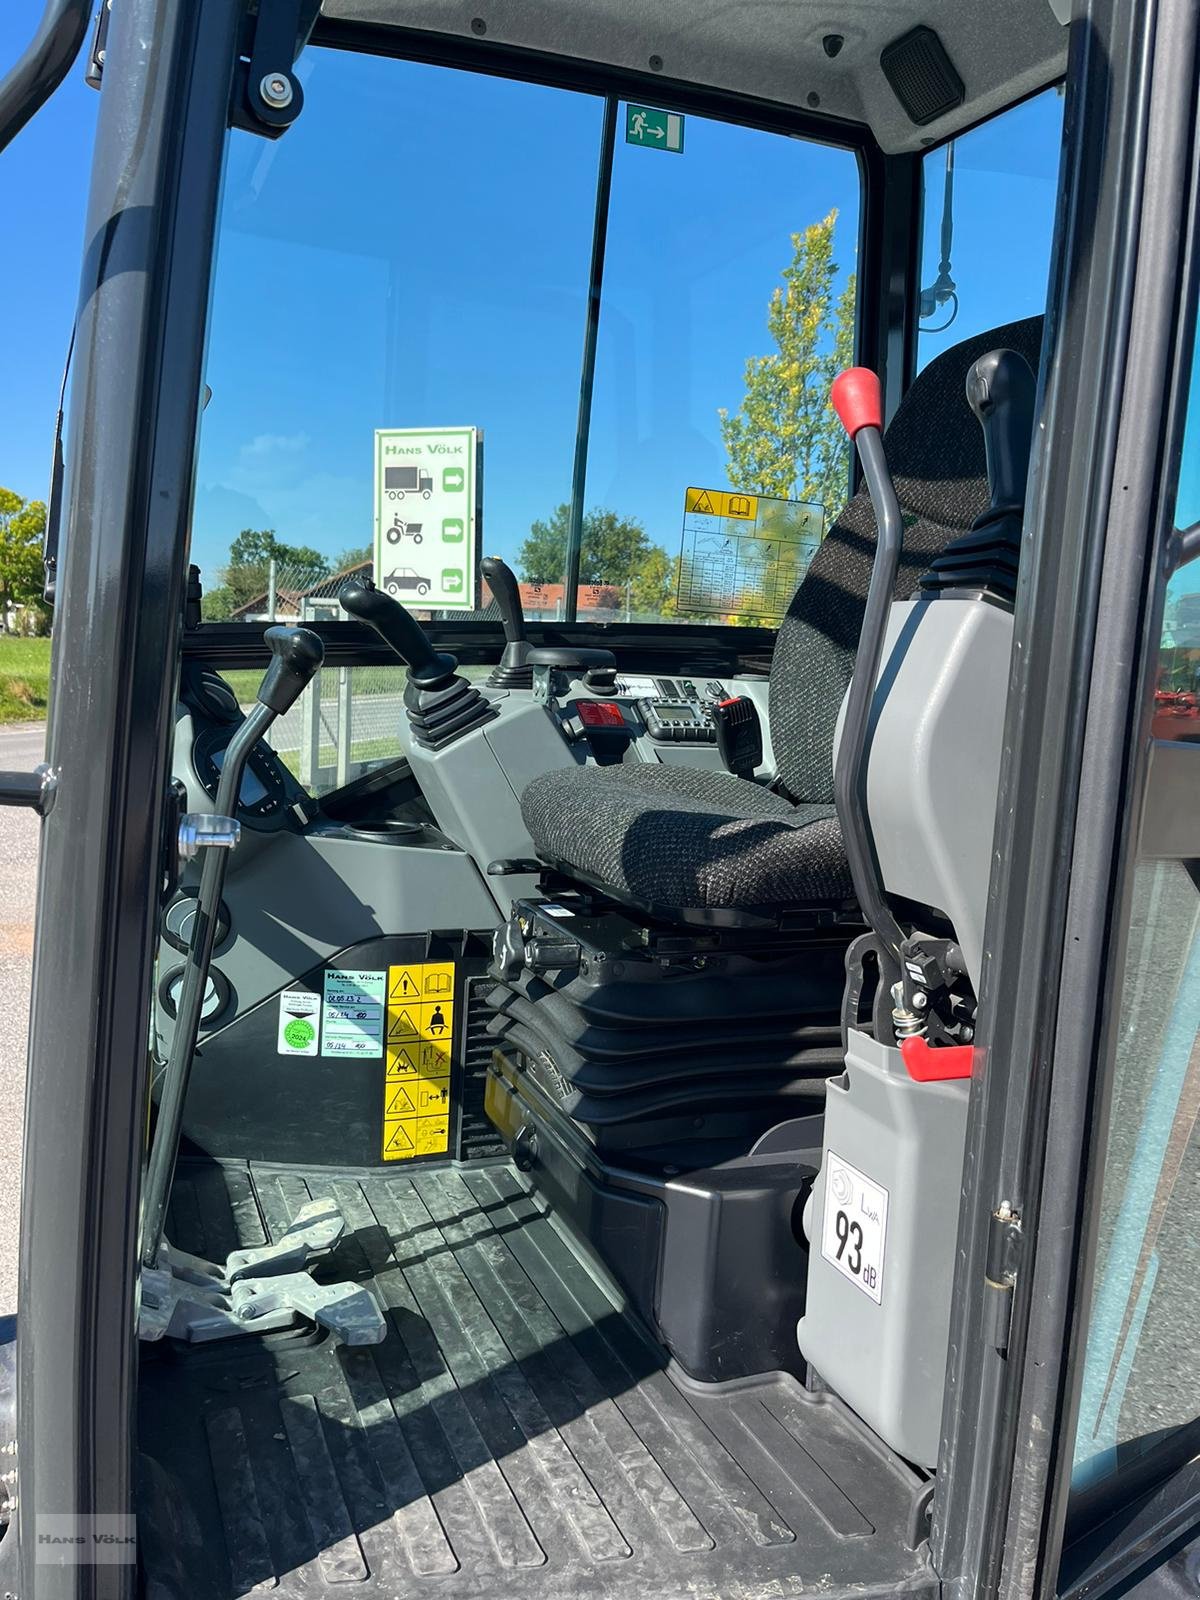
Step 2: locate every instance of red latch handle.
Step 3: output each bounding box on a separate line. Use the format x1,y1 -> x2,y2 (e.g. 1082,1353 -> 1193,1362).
900,1035 -> 974,1082
831,367 -> 883,439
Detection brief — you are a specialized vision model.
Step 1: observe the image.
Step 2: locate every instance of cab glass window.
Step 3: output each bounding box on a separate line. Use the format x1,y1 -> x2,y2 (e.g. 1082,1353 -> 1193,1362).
576,110 -> 860,627
917,88 -> 1064,369
193,52 -> 602,622
1070,328 -> 1200,1510
192,53 -> 863,633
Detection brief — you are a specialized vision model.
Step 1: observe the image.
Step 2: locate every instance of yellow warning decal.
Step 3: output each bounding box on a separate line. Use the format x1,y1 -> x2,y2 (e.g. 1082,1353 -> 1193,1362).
384,961 -> 456,1161
685,486 -> 759,521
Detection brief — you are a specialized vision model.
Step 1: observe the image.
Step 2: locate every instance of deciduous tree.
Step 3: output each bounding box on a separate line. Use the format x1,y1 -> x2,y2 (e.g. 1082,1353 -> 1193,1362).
0,488 -> 49,634
719,209 -> 856,520
517,504 -> 662,589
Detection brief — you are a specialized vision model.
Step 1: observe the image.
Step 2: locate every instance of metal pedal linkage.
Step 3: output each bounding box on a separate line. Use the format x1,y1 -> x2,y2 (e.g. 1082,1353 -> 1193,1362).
139,1198 -> 387,1346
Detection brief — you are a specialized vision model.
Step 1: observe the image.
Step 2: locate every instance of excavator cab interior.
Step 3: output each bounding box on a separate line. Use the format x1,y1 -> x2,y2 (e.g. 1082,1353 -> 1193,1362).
6,0 -> 1200,1597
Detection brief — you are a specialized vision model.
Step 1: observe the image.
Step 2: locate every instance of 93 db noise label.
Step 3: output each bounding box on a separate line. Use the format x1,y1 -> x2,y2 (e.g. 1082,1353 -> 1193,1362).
819,1151 -> 889,1305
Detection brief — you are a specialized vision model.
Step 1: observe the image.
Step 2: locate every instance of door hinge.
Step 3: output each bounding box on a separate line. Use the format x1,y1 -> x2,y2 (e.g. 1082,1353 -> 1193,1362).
230,0 -> 322,139
84,0 -> 111,90
984,1200 -> 1022,1354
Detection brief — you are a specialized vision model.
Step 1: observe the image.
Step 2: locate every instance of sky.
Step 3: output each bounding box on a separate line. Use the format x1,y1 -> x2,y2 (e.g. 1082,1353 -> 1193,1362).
2,8 -> 1198,605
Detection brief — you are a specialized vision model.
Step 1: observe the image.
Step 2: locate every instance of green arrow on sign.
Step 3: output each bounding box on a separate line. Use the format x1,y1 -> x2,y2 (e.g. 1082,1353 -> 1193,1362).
625,104 -> 684,153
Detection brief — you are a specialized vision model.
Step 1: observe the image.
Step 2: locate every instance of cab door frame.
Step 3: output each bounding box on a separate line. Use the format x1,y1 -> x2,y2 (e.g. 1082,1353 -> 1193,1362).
932,0 -> 1200,1595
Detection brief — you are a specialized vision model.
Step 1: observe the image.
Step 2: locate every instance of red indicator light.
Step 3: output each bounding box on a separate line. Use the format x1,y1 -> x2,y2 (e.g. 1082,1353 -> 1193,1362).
576,700 -> 625,728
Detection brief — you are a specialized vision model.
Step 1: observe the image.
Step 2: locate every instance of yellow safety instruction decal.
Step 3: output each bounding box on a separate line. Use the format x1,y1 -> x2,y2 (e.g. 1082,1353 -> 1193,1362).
684,486 -> 759,521
383,961 -> 455,1160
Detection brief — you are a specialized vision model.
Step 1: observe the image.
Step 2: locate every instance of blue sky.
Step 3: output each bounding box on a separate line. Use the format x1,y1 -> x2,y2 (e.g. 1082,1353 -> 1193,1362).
3,10 -> 1197,599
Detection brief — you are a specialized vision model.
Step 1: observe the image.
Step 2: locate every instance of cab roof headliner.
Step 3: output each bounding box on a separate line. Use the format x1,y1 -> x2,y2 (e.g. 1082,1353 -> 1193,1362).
319,0 -> 1068,153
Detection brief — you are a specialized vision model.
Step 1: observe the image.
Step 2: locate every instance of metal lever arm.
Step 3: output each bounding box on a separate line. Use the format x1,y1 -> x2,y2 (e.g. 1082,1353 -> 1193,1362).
141,626 -> 323,1268
830,369 -> 906,963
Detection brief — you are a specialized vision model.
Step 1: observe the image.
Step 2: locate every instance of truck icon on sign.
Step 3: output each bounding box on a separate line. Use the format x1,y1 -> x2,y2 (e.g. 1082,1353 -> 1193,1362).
384,466 -> 433,501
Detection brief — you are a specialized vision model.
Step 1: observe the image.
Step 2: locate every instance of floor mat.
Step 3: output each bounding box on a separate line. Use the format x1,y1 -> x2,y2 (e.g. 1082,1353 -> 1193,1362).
138,1160 -> 935,1599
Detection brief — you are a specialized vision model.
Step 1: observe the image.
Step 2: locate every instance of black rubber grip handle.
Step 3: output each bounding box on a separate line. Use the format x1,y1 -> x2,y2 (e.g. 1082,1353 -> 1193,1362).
524,646 -> 617,670
481,556 -> 526,645
257,625 -> 324,715
340,578 -> 453,681
965,348 -> 1037,515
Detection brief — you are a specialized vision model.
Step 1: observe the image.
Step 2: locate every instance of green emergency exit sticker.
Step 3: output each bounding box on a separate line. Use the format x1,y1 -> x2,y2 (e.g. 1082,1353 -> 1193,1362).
625,105 -> 684,153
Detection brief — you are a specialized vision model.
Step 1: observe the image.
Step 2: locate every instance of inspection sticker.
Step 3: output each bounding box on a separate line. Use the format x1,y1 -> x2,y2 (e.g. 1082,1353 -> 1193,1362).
820,1151 -> 889,1305
277,990 -> 320,1056
321,969 -> 386,1057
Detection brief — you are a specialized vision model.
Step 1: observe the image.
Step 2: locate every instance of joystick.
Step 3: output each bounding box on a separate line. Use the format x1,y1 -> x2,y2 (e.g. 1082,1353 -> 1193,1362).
340,577 -> 497,749
481,556 -> 534,688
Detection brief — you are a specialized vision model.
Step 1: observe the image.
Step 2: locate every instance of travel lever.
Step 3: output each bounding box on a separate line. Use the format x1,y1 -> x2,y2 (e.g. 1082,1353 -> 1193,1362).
141,625 -> 324,1269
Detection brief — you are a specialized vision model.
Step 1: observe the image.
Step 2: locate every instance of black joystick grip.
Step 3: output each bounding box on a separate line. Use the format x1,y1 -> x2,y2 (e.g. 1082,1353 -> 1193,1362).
481,556 -> 525,645
965,349 -> 1037,515
258,625 -> 324,715
340,578 -> 455,685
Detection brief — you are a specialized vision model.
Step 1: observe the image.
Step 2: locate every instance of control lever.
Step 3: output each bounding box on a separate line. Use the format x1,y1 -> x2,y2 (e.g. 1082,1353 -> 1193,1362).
711,696 -> 763,779
966,347 -> 1036,514
340,577 -> 497,750
481,555 -> 533,688
479,556 -> 617,684
340,577 -> 456,686
922,348 -> 1036,598
830,369 -> 906,966
141,626 -> 324,1269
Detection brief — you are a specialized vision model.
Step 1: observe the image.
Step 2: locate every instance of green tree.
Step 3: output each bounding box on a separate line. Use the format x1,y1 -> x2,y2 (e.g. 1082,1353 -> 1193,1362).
719,209 -> 857,520
517,504 -> 660,587
332,543 -> 373,573
627,546 -> 678,616
0,488 -> 49,634
218,528 -> 330,611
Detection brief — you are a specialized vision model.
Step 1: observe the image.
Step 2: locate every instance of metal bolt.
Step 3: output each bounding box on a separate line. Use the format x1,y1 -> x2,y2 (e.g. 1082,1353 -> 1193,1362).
911,989 -> 928,1010
259,73 -> 293,109
238,1302 -> 259,1321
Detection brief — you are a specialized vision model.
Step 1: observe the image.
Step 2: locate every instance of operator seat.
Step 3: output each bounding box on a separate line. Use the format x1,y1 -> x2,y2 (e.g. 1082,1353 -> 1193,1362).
520,316 -> 1044,921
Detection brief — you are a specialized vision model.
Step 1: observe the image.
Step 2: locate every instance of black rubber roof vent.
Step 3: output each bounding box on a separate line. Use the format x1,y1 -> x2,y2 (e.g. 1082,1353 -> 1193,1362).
880,26 -> 965,126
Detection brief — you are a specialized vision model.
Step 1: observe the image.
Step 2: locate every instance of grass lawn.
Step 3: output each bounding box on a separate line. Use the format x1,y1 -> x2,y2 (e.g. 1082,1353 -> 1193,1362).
0,636 -> 52,723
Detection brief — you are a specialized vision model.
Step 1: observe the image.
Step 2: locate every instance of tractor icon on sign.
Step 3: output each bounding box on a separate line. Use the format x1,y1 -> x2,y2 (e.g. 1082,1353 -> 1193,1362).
385,518 -> 423,545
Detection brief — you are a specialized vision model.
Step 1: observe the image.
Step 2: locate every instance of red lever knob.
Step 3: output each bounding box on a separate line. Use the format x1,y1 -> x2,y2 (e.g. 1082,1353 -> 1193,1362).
899,1035 -> 974,1083
831,367 -> 883,439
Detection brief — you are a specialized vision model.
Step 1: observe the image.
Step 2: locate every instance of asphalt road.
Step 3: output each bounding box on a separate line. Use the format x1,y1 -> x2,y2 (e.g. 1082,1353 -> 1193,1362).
0,722 -> 44,1314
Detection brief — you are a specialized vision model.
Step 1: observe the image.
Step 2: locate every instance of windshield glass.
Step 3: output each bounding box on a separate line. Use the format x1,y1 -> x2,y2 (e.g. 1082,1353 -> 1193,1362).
192,49 -> 861,628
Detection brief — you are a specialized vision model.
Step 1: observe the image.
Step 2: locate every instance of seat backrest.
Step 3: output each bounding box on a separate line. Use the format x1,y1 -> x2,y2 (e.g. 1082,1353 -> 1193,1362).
769,315 -> 1044,805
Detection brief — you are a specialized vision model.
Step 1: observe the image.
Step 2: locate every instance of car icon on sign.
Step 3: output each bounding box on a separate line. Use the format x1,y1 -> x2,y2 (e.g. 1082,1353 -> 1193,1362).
384,567 -> 431,598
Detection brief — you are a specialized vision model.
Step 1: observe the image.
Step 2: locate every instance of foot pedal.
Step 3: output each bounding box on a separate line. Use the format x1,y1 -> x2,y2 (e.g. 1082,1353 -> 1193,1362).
138,1201 -> 386,1347
225,1198 -> 344,1280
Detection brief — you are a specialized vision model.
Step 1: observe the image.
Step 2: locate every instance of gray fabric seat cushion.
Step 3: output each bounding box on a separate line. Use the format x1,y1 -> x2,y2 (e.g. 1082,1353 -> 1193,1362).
521,763 -> 853,911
